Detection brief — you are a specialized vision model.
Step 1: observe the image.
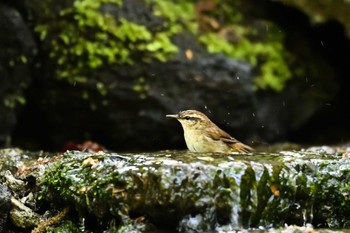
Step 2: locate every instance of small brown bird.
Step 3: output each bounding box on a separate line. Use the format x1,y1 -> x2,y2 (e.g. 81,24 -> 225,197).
166,110 -> 254,153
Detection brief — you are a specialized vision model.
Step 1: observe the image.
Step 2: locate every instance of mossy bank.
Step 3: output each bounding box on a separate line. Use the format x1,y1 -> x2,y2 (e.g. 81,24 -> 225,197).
36,148 -> 350,232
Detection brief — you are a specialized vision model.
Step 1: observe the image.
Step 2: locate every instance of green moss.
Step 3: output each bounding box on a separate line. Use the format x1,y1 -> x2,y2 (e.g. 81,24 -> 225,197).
148,0 -> 293,91
47,220 -> 81,233
34,0 -> 178,85
40,150 -> 350,231
199,26 -> 291,92
147,0 -> 198,34
33,0 -> 296,92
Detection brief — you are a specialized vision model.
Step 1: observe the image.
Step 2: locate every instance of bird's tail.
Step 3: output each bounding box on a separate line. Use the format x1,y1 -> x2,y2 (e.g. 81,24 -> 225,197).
233,142 -> 254,153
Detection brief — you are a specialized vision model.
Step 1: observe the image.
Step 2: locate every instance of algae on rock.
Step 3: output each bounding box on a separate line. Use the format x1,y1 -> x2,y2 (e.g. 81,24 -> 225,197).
41,150 -> 350,232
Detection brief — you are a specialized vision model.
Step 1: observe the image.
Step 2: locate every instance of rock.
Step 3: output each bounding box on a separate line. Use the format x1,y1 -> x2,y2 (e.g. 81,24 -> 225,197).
280,0 -> 350,36
15,45 -> 256,151
0,3 -> 36,146
147,54 -> 255,130
103,53 -> 256,150
10,196 -> 40,228
238,0 -> 350,143
41,149 -> 350,231
3,170 -> 26,192
0,184 -> 11,232
6,0 -> 257,151
0,148 -> 38,174
0,149 -> 47,230
5,0 -> 350,150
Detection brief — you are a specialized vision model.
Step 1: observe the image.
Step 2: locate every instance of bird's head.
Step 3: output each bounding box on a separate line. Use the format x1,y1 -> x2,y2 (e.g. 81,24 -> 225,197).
166,110 -> 211,129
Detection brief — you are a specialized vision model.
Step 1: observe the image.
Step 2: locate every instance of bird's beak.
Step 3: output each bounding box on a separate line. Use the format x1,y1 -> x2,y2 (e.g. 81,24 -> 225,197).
166,114 -> 179,119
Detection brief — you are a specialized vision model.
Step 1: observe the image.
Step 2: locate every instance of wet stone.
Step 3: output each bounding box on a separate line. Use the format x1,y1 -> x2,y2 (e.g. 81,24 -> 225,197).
9,196 -> 41,228
0,184 -> 11,232
41,149 -> 350,232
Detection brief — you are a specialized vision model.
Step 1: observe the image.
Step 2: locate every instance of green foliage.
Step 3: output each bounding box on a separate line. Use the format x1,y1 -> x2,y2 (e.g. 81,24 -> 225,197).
149,0 -> 293,91
133,77 -> 149,99
199,26 -> 291,92
47,220 -> 81,233
3,93 -> 26,109
148,0 -> 198,34
2,53 -> 30,109
34,0 -> 178,85
33,0 -> 294,92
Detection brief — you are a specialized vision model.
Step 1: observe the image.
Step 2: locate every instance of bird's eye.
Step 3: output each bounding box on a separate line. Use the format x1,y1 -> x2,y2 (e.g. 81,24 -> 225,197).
184,116 -> 191,120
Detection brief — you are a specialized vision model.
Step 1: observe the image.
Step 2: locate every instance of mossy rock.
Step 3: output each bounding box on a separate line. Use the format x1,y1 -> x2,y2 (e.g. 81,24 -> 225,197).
41,149 -> 350,232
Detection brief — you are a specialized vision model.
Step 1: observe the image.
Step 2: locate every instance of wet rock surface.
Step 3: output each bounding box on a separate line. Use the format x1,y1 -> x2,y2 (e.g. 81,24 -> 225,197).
10,196 -> 41,228
41,148 -> 350,232
0,184 -> 11,232
1,147 -> 350,232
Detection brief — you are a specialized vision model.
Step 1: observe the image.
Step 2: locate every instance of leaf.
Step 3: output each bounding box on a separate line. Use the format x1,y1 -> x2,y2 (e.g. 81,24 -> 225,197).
60,34 -> 70,44
146,41 -> 162,52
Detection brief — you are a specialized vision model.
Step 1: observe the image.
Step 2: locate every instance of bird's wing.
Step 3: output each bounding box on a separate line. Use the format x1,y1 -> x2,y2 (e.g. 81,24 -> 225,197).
206,124 -> 233,140
207,125 -> 254,153
220,138 -> 254,153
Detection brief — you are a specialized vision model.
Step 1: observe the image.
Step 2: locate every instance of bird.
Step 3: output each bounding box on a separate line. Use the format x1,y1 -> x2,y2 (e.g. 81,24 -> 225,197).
166,110 -> 254,153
